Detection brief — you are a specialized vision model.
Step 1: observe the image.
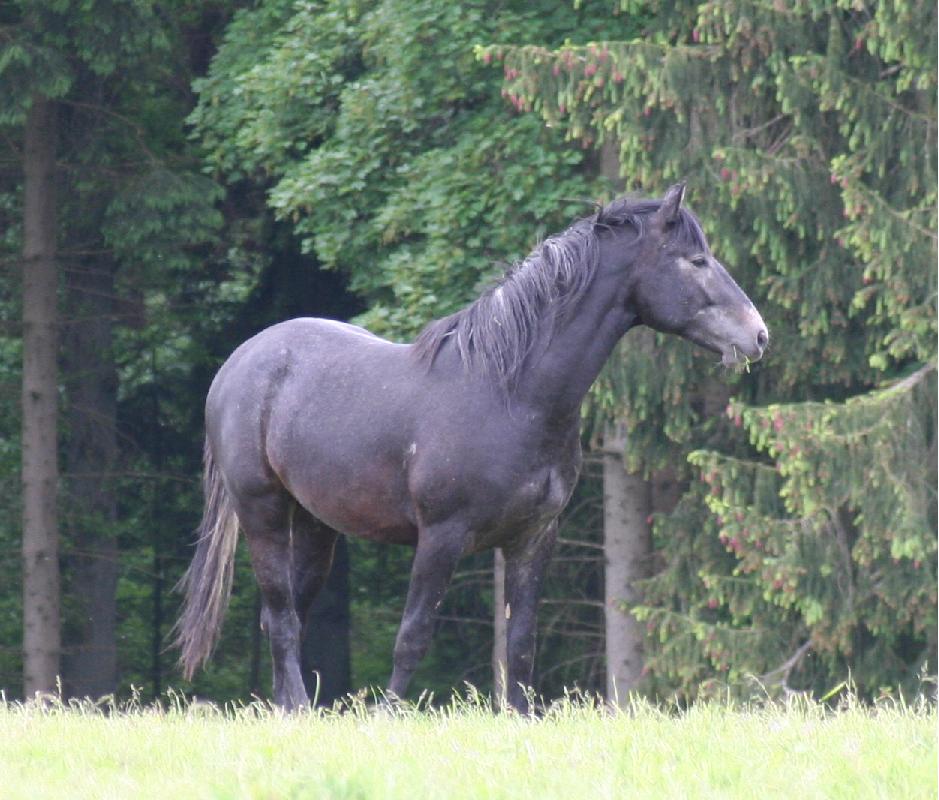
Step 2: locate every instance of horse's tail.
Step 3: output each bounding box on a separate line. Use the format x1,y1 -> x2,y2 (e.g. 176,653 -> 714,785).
172,439 -> 240,680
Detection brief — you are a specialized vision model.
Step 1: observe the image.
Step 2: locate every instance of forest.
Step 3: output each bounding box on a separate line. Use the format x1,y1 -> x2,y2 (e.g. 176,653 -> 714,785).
1,0 -> 935,709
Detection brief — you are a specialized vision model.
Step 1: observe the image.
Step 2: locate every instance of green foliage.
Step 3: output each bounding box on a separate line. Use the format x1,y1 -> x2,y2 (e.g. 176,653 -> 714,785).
103,169 -> 224,275
490,0 -> 937,698
0,0 -> 245,700
0,0 -> 170,125
2,0 -> 932,708
190,0 -> 647,340
689,366 -> 936,687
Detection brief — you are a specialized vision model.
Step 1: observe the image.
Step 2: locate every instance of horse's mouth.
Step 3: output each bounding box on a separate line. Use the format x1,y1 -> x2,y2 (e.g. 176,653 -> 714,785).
684,309 -> 767,368
683,328 -> 764,367
719,344 -> 763,369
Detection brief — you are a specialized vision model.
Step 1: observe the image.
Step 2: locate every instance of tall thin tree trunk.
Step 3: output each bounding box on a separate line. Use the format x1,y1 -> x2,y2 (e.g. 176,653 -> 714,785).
603,424 -> 652,707
151,548 -> 163,700
250,590 -> 262,696
597,138 -> 655,706
61,259 -> 119,699
492,548 -> 507,708
21,96 -> 60,698
150,379 -> 164,701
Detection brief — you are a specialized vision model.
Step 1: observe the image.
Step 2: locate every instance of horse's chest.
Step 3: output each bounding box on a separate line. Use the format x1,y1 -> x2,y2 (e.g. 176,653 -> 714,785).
469,461 -> 578,552
510,465 -> 574,520
408,412 -> 582,549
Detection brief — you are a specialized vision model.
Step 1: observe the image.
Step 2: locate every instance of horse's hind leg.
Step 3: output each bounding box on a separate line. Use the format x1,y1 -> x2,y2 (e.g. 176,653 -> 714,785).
291,506 -> 340,632
236,492 -> 335,711
290,505 -> 341,703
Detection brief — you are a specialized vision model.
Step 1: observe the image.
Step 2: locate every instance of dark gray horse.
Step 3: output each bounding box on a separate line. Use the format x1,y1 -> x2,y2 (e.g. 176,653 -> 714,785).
174,184 -> 767,712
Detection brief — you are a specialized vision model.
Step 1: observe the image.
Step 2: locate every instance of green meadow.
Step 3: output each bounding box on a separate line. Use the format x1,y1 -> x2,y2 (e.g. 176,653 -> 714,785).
1,693 -> 935,799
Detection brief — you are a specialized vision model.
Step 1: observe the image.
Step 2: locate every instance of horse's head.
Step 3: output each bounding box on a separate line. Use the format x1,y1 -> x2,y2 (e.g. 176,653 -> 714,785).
620,183 -> 768,367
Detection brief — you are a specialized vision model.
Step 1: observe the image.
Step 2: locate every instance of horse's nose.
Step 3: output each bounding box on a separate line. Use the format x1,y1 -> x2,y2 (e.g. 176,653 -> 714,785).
756,328 -> 769,351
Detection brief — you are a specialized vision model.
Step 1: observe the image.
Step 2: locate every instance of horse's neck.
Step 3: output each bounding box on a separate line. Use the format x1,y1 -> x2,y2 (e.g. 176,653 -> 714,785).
514,269 -> 637,418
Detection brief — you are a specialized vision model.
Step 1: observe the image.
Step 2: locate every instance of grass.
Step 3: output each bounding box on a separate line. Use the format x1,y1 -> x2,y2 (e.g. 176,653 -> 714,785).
0,690 -> 935,799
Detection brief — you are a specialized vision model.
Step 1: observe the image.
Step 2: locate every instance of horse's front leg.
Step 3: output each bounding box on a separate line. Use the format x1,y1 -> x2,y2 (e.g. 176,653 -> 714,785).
502,519 -> 558,715
387,522 -> 470,701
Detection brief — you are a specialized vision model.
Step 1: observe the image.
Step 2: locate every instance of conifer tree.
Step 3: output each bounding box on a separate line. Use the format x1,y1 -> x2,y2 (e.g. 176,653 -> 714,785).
0,0 -> 227,698
483,0 -> 937,697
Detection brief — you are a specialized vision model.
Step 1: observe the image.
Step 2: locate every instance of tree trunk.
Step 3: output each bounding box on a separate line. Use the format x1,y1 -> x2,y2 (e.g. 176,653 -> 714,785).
603,425 -> 652,707
492,548 -> 507,708
597,137 -> 654,706
21,95 -> 60,698
250,590 -> 262,696
301,536 -> 351,706
151,548 -> 164,700
61,259 -> 119,699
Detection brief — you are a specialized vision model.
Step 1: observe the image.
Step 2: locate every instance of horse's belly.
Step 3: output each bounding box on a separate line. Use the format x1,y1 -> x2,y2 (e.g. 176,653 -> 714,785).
285,466 -> 419,545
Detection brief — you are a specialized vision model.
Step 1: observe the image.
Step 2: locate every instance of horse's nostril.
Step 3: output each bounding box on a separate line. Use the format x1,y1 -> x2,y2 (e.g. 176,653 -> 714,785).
756,329 -> 769,349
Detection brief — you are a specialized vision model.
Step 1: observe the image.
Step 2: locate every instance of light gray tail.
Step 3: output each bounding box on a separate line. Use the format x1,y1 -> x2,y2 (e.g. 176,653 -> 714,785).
172,439 -> 240,680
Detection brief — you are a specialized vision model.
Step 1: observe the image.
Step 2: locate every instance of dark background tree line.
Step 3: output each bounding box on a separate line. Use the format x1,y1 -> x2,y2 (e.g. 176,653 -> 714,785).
1,0 -> 934,707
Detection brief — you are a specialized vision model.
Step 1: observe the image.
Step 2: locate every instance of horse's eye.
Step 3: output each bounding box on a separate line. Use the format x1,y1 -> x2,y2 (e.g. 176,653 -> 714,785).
691,255 -> 709,268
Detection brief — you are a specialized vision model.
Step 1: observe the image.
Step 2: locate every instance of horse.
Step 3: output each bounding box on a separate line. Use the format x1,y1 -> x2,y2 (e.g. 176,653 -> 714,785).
173,183 -> 768,713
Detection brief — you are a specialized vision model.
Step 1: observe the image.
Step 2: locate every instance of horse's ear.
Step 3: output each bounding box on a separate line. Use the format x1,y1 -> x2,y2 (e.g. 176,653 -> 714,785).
656,181 -> 687,225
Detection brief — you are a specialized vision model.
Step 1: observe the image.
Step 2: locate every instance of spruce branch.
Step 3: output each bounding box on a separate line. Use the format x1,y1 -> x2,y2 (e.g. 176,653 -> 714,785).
759,639 -> 813,688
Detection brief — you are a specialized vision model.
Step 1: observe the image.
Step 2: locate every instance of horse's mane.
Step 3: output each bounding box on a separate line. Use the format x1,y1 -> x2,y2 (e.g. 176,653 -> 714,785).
411,196 -> 708,386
